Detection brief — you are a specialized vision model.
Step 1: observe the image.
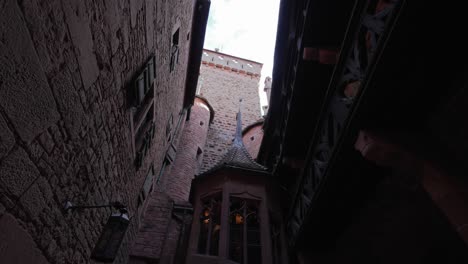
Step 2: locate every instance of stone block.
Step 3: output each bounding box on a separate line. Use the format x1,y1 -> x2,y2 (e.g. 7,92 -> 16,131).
48,70 -> 85,140
0,0 -> 60,143
0,147 -> 40,199
19,176 -> 53,220
38,132 -> 55,155
0,193 -> 14,212
19,0 -> 71,75
0,114 -> 15,159
62,0 -> 99,90
28,139 -> 45,162
103,0 -> 126,55
2,0 -> 198,262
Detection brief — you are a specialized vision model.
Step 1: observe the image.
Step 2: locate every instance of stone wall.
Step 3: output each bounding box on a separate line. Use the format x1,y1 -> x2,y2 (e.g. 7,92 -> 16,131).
0,0 -> 195,263
130,97 -> 212,263
129,190 -> 173,262
242,123 -> 264,160
165,98 -> 212,202
198,53 -> 263,172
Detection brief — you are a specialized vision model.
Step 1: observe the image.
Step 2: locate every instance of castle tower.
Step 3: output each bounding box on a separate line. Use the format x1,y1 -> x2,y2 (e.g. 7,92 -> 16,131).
163,97 -> 213,203
242,120 -> 264,159
197,49 -> 263,171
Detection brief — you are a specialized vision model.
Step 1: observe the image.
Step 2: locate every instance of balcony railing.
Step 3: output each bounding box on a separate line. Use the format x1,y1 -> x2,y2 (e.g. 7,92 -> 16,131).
286,0 -> 405,245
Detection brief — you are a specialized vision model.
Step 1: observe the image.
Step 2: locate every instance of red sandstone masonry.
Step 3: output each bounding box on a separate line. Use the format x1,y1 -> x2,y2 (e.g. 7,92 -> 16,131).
130,190 -> 173,260
130,98 -> 212,262
198,59 -> 263,172
242,123 -> 264,160
164,99 -> 212,202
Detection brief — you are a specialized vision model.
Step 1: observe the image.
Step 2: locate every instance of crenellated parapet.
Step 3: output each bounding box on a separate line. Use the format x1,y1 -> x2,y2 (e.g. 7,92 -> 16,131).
201,49 -> 262,78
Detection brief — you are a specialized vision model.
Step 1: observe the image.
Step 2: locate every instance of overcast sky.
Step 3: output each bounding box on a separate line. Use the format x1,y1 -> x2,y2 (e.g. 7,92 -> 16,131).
203,0 -> 280,107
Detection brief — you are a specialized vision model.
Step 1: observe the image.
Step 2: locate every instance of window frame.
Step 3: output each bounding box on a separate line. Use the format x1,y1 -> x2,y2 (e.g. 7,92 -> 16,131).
170,28 -> 180,72
197,192 -> 223,256
129,55 -> 157,169
228,196 -> 262,264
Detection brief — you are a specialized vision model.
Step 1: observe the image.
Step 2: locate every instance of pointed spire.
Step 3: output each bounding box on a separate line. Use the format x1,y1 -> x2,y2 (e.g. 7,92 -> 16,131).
234,99 -> 243,145
198,99 -> 267,175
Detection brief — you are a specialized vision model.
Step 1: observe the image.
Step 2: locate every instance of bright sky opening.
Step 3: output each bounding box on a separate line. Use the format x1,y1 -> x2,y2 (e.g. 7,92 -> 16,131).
203,0 -> 281,109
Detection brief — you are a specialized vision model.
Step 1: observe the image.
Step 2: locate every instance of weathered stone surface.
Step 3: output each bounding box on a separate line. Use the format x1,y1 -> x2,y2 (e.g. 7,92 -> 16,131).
19,176 -> 54,220
19,0 -> 73,77
0,193 -> 14,213
0,0 -> 197,263
0,0 -> 60,143
145,0 -> 155,49
103,0 -> 127,55
0,213 -> 49,264
62,0 -> 99,90
0,147 -> 40,199
38,132 -> 55,155
0,114 -> 15,159
130,0 -> 144,28
48,70 -> 85,140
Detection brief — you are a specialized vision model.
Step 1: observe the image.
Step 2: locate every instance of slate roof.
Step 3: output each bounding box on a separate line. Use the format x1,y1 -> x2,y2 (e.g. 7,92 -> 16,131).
198,107 -> 267,176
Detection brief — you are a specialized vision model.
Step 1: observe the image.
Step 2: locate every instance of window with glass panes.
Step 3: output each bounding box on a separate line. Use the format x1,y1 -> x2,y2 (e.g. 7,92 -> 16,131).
198,193 -> 222,256
130,55 -> 156,169
229,197 -> 262,264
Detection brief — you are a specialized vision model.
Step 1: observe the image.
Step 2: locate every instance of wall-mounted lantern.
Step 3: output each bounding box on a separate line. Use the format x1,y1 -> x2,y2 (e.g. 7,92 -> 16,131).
64,201 -> 130,262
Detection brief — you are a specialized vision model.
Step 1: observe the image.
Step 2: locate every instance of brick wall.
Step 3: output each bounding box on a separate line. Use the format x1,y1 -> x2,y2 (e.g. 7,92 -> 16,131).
198,52 -> 263,172
130,98 -> 211,263
0,0 -> 195,263
164,98 -> 212,202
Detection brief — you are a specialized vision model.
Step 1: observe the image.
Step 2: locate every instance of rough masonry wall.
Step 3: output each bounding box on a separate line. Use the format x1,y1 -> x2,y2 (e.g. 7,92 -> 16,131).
129,190 -> 173,262
242,124 -> 264,160
165,99 -> 212,202
199,64 -> 263,172
0,0 -> 194,263
130,98 -> 211,262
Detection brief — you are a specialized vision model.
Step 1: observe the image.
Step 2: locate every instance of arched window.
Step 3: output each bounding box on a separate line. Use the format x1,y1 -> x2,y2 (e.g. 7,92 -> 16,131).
229,197 -> 262,263
197,193 -> 222,255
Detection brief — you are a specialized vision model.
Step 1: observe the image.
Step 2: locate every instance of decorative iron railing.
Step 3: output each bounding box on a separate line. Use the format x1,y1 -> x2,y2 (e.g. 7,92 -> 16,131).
286,0 -> 404,244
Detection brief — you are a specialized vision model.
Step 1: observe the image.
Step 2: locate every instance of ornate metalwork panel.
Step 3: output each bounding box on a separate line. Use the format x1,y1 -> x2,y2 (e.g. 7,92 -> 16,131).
287,0 -> 403,243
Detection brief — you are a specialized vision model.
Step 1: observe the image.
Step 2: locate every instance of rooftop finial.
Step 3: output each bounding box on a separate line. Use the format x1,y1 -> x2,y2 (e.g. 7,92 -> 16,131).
234,99 -> 243,144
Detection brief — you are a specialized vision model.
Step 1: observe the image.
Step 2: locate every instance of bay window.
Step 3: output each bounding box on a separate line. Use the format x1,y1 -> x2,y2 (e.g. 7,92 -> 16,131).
197,193 -> 222,256
229,197 -> 262,264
